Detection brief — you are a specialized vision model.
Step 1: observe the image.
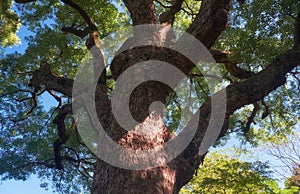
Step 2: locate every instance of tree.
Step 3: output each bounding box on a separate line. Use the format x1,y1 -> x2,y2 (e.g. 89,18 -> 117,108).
267,132 -> 300,193
0,0 -> 300,193
180,152 -> 298,194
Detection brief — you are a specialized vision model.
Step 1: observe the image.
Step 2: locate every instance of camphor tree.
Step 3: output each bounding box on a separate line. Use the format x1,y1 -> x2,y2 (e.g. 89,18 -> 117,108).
0,0 -> 300,193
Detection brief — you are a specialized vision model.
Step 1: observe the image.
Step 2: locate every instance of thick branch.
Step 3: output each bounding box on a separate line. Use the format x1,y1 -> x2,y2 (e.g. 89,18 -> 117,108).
174,47 -> 300,191
123,0 -> 157,25
29,62 -> 74,97
210,49 -> 254,79
159,0 -> 184,25
187,0 -> 231,48
53,103 -> 72,170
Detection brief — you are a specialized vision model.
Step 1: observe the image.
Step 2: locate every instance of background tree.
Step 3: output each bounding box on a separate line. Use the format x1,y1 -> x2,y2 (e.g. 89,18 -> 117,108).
0,0 -> 300,193
180,152 -> 299,194
267,132 -> 300,193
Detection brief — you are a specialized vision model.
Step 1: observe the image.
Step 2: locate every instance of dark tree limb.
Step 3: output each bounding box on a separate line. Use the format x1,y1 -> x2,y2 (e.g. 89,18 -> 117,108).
14,0 -> 36,4
243,102 -> 259,139
61,26 -> 90,39
159,0 -> 184,25
173,47 -> 300,191
154,0 -> 171,9
187,0 -> 231,48
210,49 -> 254,79
29,62 -> 74,97
261,98 -> 269,120
53,103 -> 72,170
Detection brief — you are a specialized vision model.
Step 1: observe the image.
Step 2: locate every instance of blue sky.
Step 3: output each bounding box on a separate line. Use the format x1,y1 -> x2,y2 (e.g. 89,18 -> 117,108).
1,25 -> 57,193
0,176 -> 53,194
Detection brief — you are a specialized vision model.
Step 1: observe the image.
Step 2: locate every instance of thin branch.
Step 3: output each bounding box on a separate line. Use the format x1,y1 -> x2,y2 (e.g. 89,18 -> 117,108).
14,0 -> 36,4
154,0 -> 171,8
261,98 -> 269,119
60,0 -> 97,30
14,159 -> 55,170
159,0 -> 184,24
243,102 -> 259,140
210,49 -> 254,79
61,26 -> 90,38
182,0 -> 197,16
190,72 -> 223,82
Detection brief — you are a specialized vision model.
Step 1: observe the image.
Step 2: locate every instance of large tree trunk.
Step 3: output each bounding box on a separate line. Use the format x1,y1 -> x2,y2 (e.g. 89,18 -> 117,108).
92,160 -> 177,193
17,0 -> 300,193
91,117 -> 178,193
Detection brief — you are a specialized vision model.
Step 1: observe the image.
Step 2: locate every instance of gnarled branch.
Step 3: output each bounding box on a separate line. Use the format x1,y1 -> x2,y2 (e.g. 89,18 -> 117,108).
29,62 -> 74,97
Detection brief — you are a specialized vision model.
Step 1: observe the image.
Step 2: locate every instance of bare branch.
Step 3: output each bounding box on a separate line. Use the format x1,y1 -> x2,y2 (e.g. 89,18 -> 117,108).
14,159 -> 55,170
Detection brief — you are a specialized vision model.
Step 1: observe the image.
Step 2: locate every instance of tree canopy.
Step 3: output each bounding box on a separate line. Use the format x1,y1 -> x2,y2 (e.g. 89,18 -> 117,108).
0,0 -> 299,193
181,152 -> 299,194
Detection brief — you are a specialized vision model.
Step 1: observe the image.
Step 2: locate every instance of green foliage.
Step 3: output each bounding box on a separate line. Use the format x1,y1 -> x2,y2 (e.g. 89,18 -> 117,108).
0,0 -> 21,48
0,0 -> 299,193
180,152 -> 297,194
0,0 -> 123,192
